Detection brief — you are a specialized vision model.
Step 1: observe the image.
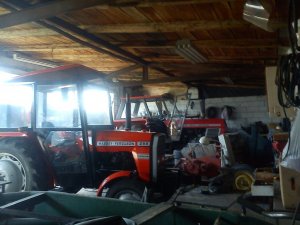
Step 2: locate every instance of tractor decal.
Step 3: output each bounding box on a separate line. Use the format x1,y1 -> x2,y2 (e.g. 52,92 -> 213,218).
97,141 -> 135,146
137,141 -> 151,146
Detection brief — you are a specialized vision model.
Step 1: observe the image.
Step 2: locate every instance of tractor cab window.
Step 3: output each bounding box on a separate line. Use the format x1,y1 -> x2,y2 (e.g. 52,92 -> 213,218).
119,98 -> 171,119
36,84 -> 81,128
0,83 -> 33,128
120,102 -> 138,119
83,85 -> 112,125
136,101 -> 148,117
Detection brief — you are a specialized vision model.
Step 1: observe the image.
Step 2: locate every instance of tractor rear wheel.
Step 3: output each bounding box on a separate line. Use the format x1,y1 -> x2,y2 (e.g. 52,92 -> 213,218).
107,179 -> 145,201
0,139 -> 51,192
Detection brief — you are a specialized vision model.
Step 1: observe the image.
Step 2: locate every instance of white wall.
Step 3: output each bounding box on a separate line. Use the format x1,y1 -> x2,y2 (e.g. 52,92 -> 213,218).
176,95 -> 280,130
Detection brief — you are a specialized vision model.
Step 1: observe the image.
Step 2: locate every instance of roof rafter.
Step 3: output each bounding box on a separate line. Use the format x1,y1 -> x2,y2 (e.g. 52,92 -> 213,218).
0,38 -> 280,52
80,20 -> 253,33
118,71 -> 265,87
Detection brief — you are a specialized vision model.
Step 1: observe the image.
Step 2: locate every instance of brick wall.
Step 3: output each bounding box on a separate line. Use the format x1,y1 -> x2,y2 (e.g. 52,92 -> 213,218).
176,95 -> 280,130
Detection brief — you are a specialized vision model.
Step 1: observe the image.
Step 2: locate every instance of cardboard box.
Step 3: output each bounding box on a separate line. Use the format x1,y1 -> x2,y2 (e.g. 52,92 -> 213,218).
279,164 -> 300,209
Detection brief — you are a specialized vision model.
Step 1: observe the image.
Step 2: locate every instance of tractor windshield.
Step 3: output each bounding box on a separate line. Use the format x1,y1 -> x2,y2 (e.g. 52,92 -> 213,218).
83,84 -> 112,125
36,84 -> 80,128
119,97 -> 171,119
36,83 -> 112,128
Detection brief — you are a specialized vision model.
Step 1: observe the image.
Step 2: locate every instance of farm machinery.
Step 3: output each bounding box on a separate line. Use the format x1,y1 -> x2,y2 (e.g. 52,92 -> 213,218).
0,65 -> 167,201
0,64 -> 261,200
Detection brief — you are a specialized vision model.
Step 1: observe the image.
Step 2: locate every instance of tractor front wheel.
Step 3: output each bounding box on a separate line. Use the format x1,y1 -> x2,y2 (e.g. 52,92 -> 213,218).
107,179 -> 145,201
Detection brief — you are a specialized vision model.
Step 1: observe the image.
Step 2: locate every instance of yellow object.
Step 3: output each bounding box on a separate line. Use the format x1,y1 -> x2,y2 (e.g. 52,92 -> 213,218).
234,171 -> 254,191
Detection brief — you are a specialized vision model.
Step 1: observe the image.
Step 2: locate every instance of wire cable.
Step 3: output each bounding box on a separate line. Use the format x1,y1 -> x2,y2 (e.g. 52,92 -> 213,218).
276,0 -> 300,159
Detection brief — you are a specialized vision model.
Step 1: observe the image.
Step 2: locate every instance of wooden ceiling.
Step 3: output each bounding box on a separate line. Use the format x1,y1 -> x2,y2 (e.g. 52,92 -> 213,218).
0,0 -> 289,95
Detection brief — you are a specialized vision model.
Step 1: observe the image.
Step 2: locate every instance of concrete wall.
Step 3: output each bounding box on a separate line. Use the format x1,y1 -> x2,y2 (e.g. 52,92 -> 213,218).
176,95 -> 280,130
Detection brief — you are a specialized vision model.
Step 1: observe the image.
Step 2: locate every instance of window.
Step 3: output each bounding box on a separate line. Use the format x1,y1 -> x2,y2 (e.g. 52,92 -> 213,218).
83,85 -> 112,125
0,84 -> 33,128
36,85 -> 80,128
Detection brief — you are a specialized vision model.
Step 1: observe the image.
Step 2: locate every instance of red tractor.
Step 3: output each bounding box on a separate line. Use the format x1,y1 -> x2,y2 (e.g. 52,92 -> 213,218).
0,65 -> 166,201
114,94 -> 227,148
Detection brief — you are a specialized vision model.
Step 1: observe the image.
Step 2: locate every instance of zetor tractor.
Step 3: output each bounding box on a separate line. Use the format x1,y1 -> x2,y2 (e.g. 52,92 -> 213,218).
0,65 -> 165,201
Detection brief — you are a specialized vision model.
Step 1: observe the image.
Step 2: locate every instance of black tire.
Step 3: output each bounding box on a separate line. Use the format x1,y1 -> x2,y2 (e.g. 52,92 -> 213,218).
0,138 -> 52,192
106,179 -> 145,201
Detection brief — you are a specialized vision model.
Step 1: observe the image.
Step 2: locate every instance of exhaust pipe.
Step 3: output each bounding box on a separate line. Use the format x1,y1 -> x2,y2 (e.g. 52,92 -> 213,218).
125,93 -> 131,130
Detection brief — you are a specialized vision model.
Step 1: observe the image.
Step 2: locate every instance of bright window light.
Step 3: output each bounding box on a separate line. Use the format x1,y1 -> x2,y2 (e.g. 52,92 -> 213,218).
83,89 -> 109,113
0,71 -> 18,82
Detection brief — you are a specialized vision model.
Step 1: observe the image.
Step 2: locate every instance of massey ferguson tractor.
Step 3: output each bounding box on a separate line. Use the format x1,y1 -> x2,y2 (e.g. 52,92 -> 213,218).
0,65 -> 166,201
114,94 -> 227,148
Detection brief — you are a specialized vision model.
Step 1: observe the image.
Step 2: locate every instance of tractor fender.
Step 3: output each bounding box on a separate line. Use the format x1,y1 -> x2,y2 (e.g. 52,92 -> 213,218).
96,171 -> 131,196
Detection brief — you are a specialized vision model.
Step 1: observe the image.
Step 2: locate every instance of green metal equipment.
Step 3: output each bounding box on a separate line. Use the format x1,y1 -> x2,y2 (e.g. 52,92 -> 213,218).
0,191 -> 272,225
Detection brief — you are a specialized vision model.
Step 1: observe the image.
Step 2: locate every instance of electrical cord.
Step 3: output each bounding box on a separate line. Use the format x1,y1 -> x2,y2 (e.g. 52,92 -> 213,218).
277,0 -> 300,108
276,0 -> 300,160
288,0 -> 300,55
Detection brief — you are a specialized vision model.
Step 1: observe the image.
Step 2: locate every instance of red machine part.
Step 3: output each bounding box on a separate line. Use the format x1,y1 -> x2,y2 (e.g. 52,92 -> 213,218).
96,170 -> 131,196
272,141 -> 287,154
181,156 -> 220,178
95,130 -> 154,183
182,118 -> 227,134
179,144 -> 222,178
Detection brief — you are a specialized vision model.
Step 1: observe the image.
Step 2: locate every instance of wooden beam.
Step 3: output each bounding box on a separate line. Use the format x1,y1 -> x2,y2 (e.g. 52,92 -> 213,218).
43,17 -> 148,65
105,64 -> 140,80
42,17 -> 176,78
0,43 -> 85,51
0,24 -> 251,38
0,20 -> 252,37
118,71 -> 263,87
203,83 -> 264,89
148,63 -> 265,70
120,39 -> 280,49
0,0 -> 113,29
109,0 -> 237,7
0,28 -> 56,38
143,66 -> 148,80
0,39 -> 281,50
210,55 -> 278,60
80,20 -> 253,33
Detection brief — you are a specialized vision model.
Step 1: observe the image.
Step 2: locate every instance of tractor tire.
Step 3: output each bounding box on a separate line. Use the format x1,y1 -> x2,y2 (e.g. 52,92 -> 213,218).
107,179 -> 145,201
0,139 -> 51,192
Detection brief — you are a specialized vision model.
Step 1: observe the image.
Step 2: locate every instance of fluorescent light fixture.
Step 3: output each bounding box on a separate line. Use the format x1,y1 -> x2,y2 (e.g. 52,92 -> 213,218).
175,39 -> 207,64
243,0 -> 273,32
13,53 -> 59,68
0,71 -> 18,82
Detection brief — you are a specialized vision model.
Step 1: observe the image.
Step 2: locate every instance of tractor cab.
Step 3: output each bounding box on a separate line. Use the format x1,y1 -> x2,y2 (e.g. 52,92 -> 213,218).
114,94 -> 173,130
0,65 -> 165,201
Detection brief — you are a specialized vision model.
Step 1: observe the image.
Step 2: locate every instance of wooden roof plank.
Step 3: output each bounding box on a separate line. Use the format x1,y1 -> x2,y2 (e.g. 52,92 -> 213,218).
0,0 -> 113,29
80,20 -> 252,33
